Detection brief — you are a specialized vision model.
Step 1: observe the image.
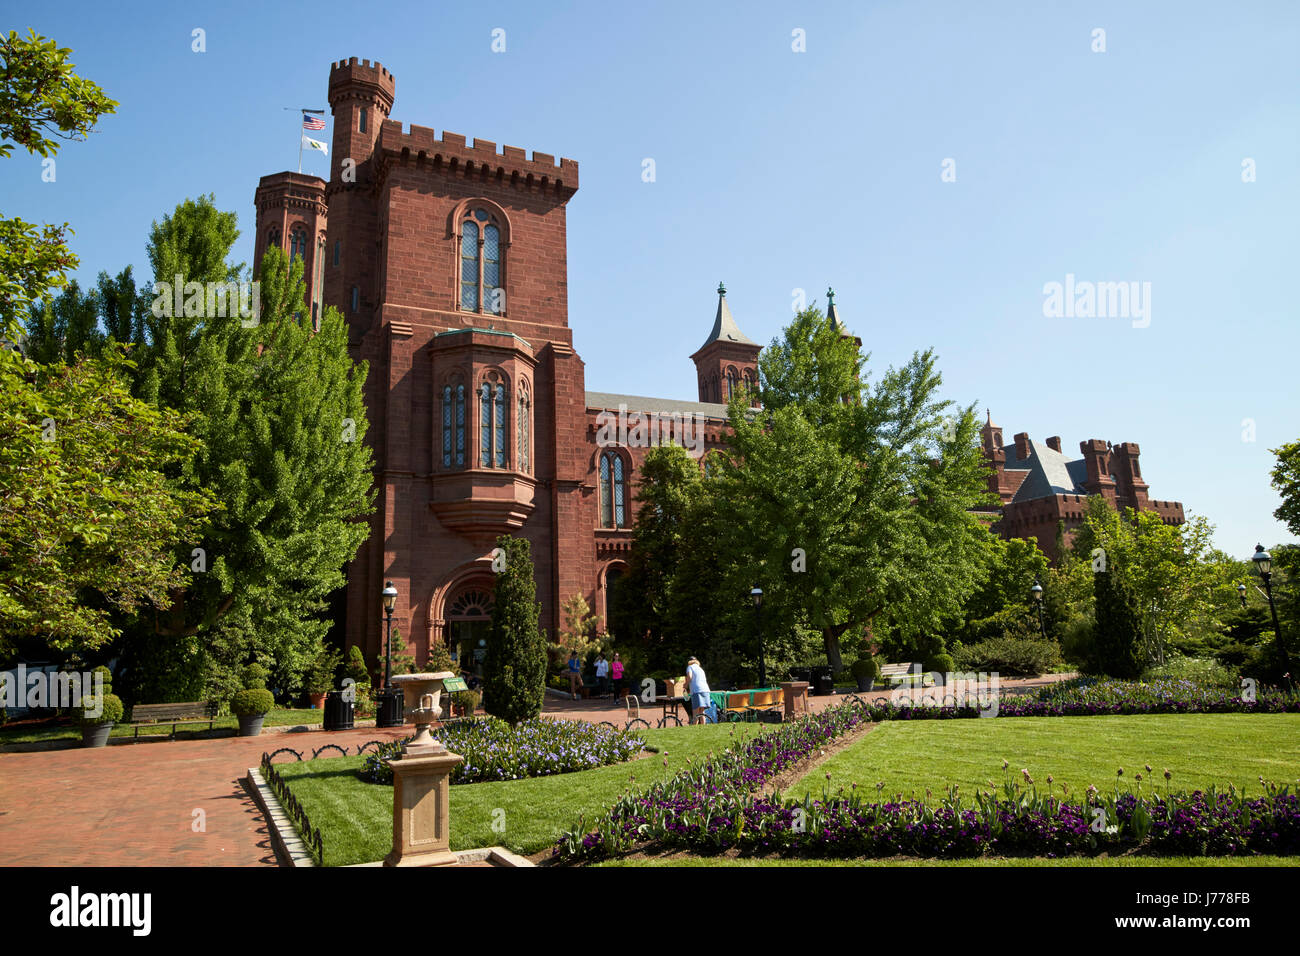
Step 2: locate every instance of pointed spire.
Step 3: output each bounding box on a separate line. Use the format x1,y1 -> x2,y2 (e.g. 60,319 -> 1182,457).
697,281 -> 756,350
826,286 -> 849,336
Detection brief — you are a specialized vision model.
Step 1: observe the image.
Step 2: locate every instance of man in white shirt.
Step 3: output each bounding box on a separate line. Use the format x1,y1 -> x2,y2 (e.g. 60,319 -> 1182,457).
594,653 -> 610,698
685,656 -> 714,724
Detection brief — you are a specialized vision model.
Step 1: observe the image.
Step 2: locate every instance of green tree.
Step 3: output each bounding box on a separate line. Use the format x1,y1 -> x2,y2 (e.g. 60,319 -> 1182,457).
130,238 -> 375,700
0,30 -> 116,336
0,353 -> 214,656
1092,567 -> 1144,678
1271,440 -> 1300,538
483,535 -> 547,724
715,306 -> 994,669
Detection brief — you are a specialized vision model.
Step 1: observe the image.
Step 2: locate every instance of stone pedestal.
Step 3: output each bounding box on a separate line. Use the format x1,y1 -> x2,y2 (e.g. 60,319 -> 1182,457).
779,681 -> 810,719
383,750 -> 464,867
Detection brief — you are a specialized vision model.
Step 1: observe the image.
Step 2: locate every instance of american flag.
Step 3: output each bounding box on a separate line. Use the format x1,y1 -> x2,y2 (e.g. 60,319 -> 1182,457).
302,113 -> 326,131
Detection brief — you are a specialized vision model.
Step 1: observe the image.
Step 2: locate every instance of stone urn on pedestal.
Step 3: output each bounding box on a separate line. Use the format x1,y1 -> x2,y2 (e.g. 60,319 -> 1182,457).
383,672 -> 463,867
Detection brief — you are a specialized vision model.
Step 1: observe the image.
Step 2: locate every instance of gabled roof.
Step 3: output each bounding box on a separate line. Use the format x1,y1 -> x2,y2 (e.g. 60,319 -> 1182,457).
1005,438 -> 1089,503
696,282 -> 756,352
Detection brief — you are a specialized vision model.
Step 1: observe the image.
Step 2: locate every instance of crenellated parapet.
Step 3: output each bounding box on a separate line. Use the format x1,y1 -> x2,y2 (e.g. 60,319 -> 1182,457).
375,121 -> 578,197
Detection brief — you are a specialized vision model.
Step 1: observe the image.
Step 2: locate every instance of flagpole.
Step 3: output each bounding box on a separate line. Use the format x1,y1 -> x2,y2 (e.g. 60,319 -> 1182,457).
297,131 -> 303,174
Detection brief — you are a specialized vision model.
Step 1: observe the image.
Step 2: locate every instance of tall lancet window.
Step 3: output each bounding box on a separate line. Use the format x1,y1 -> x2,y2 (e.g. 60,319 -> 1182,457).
479,372 -> 508,468
517,380 -> 531,474
458,209 -> 503,314
599,451 -> 627,529
442,382 -> 466,467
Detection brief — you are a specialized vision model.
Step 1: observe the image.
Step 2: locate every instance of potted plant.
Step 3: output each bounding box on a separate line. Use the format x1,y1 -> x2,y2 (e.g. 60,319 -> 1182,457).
450,688 -> 481,717
851,656 -> 879,693
80,666 -> 124,748
307,646 -> 342,709
231,663 -> 274,736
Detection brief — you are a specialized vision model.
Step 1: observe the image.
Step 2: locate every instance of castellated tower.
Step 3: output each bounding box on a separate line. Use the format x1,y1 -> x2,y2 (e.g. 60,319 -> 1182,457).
324,58 -> 396,344
252,173 -> 327,326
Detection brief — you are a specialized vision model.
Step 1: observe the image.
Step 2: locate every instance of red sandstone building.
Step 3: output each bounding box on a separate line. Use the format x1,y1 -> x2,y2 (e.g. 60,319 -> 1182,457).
252,58 -> 1183,667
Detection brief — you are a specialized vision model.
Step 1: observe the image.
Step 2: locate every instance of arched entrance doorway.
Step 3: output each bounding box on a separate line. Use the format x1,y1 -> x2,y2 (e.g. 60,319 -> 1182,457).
445,584 -> 494,678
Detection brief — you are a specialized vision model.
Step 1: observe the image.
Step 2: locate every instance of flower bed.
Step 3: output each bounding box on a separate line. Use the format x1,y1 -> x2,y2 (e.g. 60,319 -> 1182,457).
360,717 -> 644,785
556,700 -> 1300,862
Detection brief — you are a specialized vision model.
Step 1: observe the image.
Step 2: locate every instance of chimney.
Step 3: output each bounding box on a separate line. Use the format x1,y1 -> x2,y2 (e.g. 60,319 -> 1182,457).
1014,432 -> 1030,461
1046,436 -> 1062,453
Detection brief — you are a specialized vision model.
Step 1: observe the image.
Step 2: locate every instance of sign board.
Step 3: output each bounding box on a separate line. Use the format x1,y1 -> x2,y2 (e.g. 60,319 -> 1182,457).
442,677 -> 468,693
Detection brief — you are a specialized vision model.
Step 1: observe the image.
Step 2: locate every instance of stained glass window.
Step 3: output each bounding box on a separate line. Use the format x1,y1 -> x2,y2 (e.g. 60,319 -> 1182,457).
494,383 -> 506,467
599,451 -> 628,528
480,381 -> 491,467
442,386 -> 452,467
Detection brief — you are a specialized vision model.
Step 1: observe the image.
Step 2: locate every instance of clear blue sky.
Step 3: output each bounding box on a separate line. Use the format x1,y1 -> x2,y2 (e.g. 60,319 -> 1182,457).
5,0 -> 1297,556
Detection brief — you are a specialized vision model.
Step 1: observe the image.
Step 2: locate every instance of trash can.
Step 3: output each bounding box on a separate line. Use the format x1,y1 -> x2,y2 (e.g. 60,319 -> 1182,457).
374,687 -> 404,728
323,689 -> 354,731
811,665 -> 835,696
789,667 -> 812,684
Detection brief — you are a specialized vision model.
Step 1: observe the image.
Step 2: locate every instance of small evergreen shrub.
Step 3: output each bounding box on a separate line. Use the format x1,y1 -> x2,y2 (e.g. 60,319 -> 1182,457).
925,652 -> 955,675
242,663 -> 270,690
230,688 -> 274,716
850,657 -> 878,681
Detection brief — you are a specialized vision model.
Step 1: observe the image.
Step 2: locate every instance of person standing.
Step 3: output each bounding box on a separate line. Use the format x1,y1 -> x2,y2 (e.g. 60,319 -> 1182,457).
594,652 -> 610,698
567,650 -> 582,700
611,653 -> 625,698
685,656 -> 714,725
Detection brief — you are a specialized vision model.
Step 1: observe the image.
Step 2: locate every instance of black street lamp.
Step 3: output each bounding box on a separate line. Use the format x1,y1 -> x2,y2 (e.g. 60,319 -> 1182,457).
1251,545 -> 1290,685
382,580 -> 398,691
1030,578 -> 1047,640
751,586 -> 767,688
1238,582 -> 1247,609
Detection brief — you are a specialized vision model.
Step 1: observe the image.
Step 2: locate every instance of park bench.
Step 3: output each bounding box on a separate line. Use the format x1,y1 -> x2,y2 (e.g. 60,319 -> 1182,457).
127,701 -> 219,739
880,663 -> 934,688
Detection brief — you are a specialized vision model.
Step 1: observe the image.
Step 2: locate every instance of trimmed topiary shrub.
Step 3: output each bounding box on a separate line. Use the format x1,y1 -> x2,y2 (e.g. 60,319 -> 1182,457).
230,688 -> 274,716
242,663 -> 270,690
925,652 -> 955,675
850,657 -> 878,681
1093,569 -> 1144,679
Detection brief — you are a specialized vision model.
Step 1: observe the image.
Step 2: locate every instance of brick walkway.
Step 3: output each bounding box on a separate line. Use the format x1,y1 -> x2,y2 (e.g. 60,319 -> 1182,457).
0,726 -> 406,867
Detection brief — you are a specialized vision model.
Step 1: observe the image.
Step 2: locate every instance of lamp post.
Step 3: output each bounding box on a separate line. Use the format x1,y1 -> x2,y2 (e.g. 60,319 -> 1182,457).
1238,583 -> 1247,609
382,580 -> 398,691
1030,578 -> 1046,640
751,586 -> 767,688
1251,545 -> 1290,684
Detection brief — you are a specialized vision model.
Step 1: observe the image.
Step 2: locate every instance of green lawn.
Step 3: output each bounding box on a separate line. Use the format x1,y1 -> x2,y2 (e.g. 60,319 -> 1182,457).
783,714 -> 1300,802
278,722 -> 768,866
0,707 -> 327,745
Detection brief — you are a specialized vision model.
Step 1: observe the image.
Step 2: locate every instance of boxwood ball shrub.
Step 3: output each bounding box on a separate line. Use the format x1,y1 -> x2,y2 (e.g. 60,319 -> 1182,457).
79,666 -> 124,725
230,688 -> 275,717
850,657 -> 878,682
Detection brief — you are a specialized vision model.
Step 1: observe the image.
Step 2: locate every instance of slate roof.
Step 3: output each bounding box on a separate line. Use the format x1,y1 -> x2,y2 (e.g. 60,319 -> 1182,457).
1004,438 -> 1089,503
585,391 -> 731,420
696,283 -> 757,351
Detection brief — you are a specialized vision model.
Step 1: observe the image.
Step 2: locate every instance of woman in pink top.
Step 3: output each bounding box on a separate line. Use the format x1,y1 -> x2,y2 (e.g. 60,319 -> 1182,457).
611,653 -> 625,698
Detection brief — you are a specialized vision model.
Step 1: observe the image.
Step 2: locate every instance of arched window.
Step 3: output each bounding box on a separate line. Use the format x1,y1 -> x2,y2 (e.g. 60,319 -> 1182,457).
517,380 -> 531,474
290,227 -> 308,261
267,227 -> 281,255
442,381 -> 466,467
479,372 -> 508,468
725,367 -> 739,400
599,451 -> 627,529
458,209 -> 503,314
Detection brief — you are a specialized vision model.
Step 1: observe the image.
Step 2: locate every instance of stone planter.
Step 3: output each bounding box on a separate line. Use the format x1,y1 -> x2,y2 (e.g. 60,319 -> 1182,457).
81,722 -> 114,748
237,713 -> 266,737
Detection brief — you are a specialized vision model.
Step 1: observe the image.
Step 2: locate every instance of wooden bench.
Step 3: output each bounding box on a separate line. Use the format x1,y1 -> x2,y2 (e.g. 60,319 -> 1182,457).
128,701 -> 218,739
